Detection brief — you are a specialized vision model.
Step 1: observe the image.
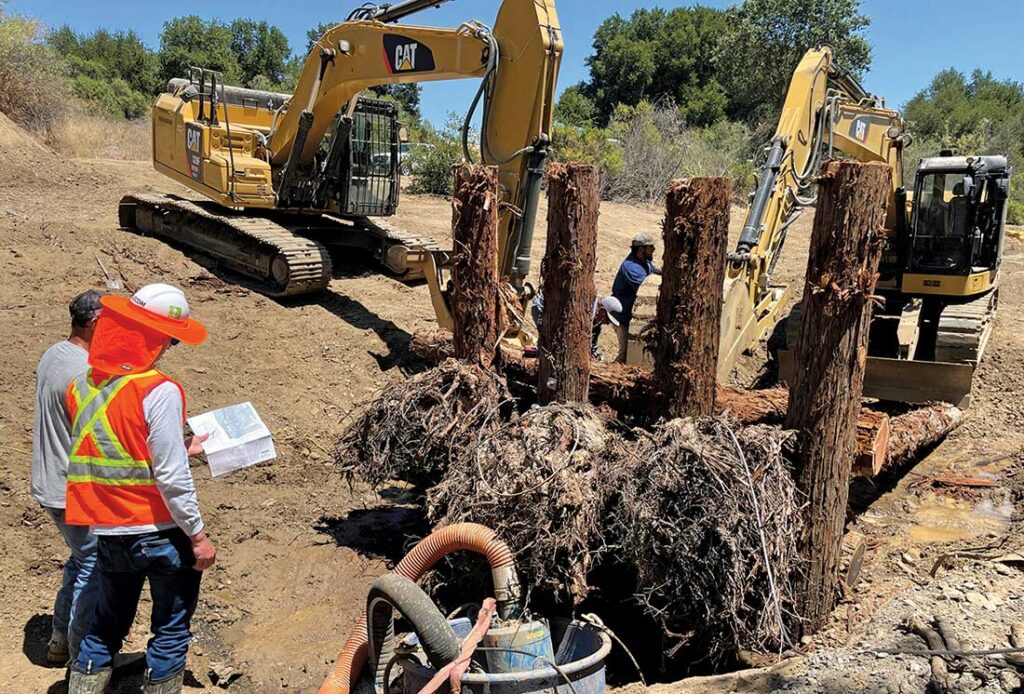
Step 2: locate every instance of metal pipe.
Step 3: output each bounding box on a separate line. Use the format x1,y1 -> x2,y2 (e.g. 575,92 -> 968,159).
510,139 -> 550,284
735,137 -> 786,257
372,0 -> 455,23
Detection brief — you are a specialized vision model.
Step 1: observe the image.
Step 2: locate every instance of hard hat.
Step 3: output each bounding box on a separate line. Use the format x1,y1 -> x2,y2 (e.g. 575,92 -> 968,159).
631,232 -> 656,248
88,284 -> 207,375
600,296 -> 622,326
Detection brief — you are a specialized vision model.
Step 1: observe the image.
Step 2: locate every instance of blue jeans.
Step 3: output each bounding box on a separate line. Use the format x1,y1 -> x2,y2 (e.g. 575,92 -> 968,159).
74,529 -> 202,682
45,507 -> 99,660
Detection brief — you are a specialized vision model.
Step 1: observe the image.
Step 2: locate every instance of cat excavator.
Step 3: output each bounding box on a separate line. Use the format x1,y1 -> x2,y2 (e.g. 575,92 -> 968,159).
120,0 -> 561,337
710,46 -> 1010,407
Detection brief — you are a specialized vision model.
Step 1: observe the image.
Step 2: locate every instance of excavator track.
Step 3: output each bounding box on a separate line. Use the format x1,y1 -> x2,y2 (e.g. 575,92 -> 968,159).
352,216 -> 441,281
119,193 -> 333,297
934,290 -> 997,364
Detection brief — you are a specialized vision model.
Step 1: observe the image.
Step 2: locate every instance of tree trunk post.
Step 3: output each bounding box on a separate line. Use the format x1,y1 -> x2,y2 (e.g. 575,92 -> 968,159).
784,160 -> 891,632
650,177 -> 732,419
451,163 -> 501,370
537,163 -> 600,405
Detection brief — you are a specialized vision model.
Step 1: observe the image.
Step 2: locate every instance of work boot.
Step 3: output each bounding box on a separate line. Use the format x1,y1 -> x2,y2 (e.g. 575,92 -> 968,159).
67,668 -> 112,694
46,632 -> 69,665
142,670 -> 184,694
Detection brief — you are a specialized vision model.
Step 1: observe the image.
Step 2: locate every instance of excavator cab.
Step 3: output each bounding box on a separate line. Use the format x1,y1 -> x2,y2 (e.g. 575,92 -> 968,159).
907,156 -> 1009,281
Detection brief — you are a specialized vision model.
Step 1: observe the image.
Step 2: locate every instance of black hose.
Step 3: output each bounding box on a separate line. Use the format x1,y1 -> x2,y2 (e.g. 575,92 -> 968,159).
366,574 -> 462,693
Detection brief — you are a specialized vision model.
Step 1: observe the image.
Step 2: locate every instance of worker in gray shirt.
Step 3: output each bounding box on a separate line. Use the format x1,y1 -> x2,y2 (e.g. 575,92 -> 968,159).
66,284 -> 213,694
32,289 -> 103,665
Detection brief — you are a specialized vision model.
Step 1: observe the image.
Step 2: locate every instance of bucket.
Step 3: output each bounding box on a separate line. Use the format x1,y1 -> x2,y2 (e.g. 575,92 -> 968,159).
480,619 -> 554,674
401,618 -> 611,694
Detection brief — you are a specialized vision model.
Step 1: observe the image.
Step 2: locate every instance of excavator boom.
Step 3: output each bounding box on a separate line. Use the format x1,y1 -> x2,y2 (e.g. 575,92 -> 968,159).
124,0 -> 561,324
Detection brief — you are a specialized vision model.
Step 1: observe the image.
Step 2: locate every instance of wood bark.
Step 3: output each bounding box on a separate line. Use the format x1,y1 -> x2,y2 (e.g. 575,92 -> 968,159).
882,403 -> 964,472
537,164 -> 600,405
651,178 -> 733,418
450,163 -> 501,370
784,160 -> 891,632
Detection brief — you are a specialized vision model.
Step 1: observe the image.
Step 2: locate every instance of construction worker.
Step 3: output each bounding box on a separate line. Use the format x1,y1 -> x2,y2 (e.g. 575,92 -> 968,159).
32,290 -> 104,665
610,232 -> 662,362
530,293 -> 622,360
67,284 -> 214,694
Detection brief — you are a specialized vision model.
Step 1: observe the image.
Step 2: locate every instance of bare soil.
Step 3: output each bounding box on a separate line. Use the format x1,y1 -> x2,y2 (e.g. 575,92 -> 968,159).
1,113 -> 1022,692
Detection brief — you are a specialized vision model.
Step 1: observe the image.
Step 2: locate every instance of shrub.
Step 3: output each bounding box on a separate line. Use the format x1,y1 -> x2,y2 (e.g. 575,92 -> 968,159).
406,140 -> 462,196
0,7 -> 67,134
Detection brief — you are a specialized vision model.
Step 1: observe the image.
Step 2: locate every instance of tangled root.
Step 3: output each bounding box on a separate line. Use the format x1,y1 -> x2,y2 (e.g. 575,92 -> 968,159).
335,359 -> 511,489
614,417 -> 803,661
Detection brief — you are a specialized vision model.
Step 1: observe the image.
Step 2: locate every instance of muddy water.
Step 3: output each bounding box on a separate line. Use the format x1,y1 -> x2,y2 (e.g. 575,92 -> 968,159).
908,492 -> 1014,543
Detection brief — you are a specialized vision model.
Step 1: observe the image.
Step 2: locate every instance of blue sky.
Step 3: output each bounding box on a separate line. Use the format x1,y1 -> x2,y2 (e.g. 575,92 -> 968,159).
14,0 -> 1024,125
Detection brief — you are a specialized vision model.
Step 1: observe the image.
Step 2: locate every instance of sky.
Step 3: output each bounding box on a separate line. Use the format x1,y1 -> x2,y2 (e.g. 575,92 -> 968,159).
13,0 -> 1024,126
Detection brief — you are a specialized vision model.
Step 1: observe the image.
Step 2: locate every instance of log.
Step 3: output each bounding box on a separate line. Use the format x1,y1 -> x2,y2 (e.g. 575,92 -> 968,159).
450,163 -> 501,370
411,332 -> 896,466
882,403 -> 964,471
854,410 -> 890,477
784,160 -> 891,632
650,178 -> 732,418
537,163 -> 600,405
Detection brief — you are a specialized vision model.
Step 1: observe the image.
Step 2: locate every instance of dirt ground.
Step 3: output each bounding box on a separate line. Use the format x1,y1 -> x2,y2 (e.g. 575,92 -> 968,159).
1,111 -> 1022,692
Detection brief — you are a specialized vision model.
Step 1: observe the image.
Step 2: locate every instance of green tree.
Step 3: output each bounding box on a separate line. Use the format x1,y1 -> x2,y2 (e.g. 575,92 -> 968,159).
554,83 -> 597,127
575,6 -> 731,126
159,16 -> 240,85
229,19 -> 290,87
904,68 -> 1024,223
717,0 -> 872,122
49,26 -> 159,94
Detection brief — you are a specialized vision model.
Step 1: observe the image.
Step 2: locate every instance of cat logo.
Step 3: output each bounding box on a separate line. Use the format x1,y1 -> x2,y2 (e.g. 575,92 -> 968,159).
383,34 -> 435,74
185,122 -> 203,182
849,117 -> 869,142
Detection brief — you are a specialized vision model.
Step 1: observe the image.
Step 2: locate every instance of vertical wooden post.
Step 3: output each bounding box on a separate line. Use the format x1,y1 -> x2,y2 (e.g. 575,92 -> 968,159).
537,163 -> 600,405
650,177 -> 732,419
451,163 -> 501,370
784,160 -> 891,631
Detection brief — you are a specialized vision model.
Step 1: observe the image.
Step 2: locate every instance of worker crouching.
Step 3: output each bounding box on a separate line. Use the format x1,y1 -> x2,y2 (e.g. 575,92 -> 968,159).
67,284 -> 215,694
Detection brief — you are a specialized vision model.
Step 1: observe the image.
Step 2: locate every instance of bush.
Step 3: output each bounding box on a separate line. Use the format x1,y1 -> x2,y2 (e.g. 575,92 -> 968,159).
407,111 -> 467,196
0,8 -> 67,134
407,141 -> 462,196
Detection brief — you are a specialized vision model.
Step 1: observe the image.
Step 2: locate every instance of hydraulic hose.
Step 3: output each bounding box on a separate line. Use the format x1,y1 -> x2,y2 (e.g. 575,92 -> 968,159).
366,574 -> 461,691
319,522 -> 521,694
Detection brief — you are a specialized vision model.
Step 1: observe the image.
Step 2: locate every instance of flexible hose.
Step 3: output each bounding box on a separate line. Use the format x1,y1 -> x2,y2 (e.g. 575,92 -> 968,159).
319,523 -> 520,694
367,574 -> 461,690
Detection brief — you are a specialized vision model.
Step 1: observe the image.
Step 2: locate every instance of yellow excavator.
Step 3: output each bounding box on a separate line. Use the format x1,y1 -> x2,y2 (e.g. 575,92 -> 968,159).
687,46 -> 1009,407
121,0 -> 561,336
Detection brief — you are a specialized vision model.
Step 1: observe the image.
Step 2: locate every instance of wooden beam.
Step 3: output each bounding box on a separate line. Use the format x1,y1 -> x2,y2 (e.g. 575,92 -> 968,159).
450,163 -> 501,370
784,160 -> 891,632
650,178 -> 732,419
537,163 -> 600,405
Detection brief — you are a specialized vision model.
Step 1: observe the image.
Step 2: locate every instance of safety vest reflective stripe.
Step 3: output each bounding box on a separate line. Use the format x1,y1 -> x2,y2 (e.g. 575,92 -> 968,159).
69,370 -> 158,476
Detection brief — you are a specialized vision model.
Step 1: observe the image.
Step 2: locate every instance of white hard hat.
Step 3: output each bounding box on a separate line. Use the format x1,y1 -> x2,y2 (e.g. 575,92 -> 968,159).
631,232 -> 656,248
100,283 -> 207,345
130,283 -> 192,322
600,296 -> 622,326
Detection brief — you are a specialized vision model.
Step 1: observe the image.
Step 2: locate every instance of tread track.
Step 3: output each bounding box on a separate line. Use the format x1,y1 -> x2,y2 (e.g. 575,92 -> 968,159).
120,193 -> 334,297
934,290 -> 997,364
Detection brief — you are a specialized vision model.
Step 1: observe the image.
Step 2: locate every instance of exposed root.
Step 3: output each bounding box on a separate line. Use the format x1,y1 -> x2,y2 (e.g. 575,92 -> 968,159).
614,417 -> 804,661
335,359 -> 511,489
427,403 -> 626,603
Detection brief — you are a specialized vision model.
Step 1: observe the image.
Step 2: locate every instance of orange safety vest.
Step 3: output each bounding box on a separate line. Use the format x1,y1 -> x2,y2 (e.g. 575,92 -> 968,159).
65,368 -> 185,527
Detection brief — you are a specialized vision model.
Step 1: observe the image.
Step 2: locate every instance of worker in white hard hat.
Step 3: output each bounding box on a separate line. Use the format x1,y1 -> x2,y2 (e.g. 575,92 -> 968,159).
66,284 -> 214,694
610,232 -> 662,362
530,293 -> 622,361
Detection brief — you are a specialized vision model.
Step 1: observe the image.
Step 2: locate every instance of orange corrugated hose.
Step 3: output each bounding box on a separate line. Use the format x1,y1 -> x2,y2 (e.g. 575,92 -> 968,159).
319,523 -> 518,694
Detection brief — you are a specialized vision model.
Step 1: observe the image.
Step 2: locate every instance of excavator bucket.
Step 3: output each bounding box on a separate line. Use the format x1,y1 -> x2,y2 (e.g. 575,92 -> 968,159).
717,278 -> 792,379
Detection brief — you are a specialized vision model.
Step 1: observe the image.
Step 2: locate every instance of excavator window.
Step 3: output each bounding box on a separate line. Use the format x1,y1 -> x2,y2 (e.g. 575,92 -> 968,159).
911,172 -> 969,272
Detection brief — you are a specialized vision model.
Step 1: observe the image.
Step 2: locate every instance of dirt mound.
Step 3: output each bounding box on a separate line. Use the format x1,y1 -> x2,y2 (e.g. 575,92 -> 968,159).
0,111 -> 59,186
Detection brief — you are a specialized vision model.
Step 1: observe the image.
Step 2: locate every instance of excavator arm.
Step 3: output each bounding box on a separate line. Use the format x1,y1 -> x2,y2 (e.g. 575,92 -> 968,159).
718,46 -> 909,378
268,0 -> 562,332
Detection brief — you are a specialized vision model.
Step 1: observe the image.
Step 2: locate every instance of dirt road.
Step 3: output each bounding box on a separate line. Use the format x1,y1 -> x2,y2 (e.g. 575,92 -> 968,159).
1,113 -> 1021,691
